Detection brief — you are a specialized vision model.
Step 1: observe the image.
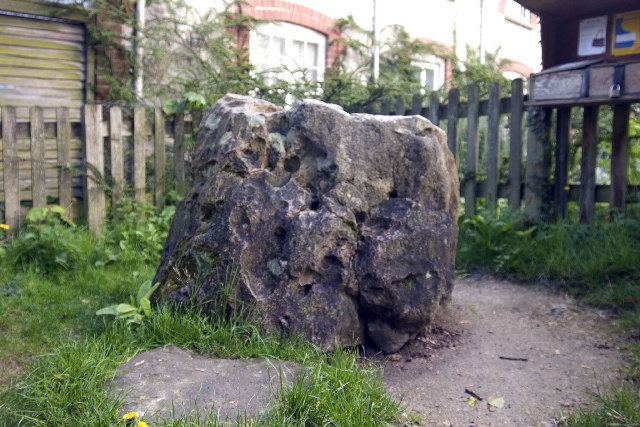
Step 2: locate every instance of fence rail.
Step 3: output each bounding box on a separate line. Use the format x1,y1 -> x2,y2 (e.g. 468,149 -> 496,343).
1,78 -> 637,231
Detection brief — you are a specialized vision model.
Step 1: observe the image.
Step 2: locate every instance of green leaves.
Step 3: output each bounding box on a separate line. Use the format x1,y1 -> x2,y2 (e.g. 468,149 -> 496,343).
96,281 -> 159,325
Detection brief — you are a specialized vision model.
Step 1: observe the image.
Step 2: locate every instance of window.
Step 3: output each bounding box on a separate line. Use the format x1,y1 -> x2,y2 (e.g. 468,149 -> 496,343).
250,22 -> 326,86
413,58 -> 445,92
505,0 -> 531,24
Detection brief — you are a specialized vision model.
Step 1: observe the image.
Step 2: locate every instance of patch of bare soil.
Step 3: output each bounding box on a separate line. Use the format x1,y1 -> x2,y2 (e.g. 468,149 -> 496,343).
382,275 -> 626,426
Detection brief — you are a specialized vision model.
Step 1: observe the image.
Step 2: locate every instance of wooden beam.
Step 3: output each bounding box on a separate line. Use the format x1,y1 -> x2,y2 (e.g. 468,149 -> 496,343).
173,113 -> 186,195
464,84 -> 480,217
554,107 -> 571,218
579,106 -> 599,224
611,104 -> 630,213
524,106 -> 552,222
509,79 -> 524,210
428,92 -> 440,125
411,94 -> 422,115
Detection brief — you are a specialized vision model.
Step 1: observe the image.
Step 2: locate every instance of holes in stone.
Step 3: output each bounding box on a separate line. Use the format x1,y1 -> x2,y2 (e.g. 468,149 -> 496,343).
274,226 -> 287,238
388,189 -> 398,198
201,200 -> 223,221
324,254 -> 344,268
309,199 -> 321,211
354,211 -> 367,224
302,283 -> 313,296
284,156 -> 301,173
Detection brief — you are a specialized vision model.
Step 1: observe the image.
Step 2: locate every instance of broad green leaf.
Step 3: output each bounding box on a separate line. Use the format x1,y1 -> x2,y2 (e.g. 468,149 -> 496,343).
96,305 -> 119,316
140,298 -> 151,316
116,303 -> 138,314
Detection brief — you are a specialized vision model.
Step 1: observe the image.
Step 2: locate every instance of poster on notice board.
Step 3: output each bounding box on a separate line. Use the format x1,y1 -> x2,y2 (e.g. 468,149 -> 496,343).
611,10 -> 640,56
578,16 -> 607,57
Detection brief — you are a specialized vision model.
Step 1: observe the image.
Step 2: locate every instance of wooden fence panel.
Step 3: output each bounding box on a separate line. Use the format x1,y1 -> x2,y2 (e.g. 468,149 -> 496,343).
56,107 -> 72,210
411,94 -> 422,115
2,107 -> 19,230
428,92 -> 440,125
109,106 -> 124,208
509,79 -> 524,209
580,106 -> 599,224
464,85 -> 480,217
554,107 -> 571,218
486,82 -> 501,209
83,104 -> 105,232
611,104 -> 630,213
30,106 -> 46,208
133,106 -> 146,204
154,107 -> 165,207
446,88 -> 459,159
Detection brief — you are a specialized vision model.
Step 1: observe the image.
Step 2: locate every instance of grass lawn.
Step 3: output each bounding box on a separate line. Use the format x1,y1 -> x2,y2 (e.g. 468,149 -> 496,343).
0,204 -> 400,426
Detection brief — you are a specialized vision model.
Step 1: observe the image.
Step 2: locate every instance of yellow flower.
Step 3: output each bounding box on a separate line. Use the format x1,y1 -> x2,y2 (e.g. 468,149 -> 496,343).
122,411 -> 139,421
0,224 -> 9,230
138,421 -> 149,427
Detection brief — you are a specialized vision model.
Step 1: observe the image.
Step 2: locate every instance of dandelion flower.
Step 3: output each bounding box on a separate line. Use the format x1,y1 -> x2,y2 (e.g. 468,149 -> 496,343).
122,411 -> 139,421
0,224 -> 9,230
138,421 -> 149,427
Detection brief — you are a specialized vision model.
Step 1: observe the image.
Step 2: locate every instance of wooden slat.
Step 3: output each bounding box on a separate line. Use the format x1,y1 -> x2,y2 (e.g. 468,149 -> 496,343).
509,79 -> 524,210
411,94 -> 422,115
0,66 -> 83,81
0,55 -> 83,71
0,76 -> 83,90
173,113 -> 186,195
154,107 -> 165,207
446,88 -> 459,159
56,107 -> 72,210
133,106 -> 146,204
486,82 -> 501,209
579,106 -> 599,224
395,96 -> 404,116
428,92 -> 440,125
83,104 -> 105,232
29,107 -> 46,208
611,104 -> 630,213
109,106 -> 124,208
464,85 -> 479,217
0,46 -> 83,62
524,107 -> 551,222
554,107 -> 571,218
381,99 -> 390,115
0,15 -> 85,35
2,106 -> 19,231
0,34 -> 83,51
0,24 -> 86,43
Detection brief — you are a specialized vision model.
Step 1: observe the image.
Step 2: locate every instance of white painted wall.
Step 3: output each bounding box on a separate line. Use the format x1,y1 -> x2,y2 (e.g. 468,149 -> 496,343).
186,0 -> 542,78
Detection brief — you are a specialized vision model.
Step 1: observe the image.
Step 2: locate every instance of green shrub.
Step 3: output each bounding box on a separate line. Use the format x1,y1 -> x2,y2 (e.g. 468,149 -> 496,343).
110,198 -> 176,263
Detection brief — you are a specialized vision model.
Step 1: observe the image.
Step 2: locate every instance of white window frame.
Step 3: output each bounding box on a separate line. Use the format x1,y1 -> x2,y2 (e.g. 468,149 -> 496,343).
413,57 -> 446,92
250,22 -> 327,85
505,0 -> 532,27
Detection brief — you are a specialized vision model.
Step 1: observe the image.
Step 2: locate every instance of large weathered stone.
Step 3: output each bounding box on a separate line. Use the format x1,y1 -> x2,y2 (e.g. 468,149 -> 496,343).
155,94 -> 459,353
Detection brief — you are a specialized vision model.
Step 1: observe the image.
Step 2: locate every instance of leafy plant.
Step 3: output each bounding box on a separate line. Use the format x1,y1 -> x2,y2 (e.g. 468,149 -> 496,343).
96,280 -> 159,325
110,198 -> 175,263
5,206 -> 81,272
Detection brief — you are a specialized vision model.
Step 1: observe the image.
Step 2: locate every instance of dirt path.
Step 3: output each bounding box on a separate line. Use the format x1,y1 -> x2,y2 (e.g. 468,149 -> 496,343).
383,275 -> 626,426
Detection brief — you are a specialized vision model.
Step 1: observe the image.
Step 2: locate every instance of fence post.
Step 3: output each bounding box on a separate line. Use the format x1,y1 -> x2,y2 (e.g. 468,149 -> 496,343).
486,81 -> 501,209
446,88 -> 459,159
154,107 -> 165,207
2,107 -> 19,232
411,94 -> 422,115
173,112 -> 186,194
133,106 -> 146,204
579,106 -> 599,223
83,104 -> 105,232
395,96 -> 405,116
611,103 -> 630,213
56,107 -> 72,212
30,107 -> 46,209
524,106 -> 552,222
464,84 -> 480,217
109,106 -> 124,209
428,91 -> 440,125
508,79 -> 524,210
554,107 -> 571,219
381,99 -> 390,115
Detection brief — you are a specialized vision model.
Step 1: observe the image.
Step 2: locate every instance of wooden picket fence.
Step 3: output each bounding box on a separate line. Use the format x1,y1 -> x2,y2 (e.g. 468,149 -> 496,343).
0,105 -> 199,232
1,78 -> 638,231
